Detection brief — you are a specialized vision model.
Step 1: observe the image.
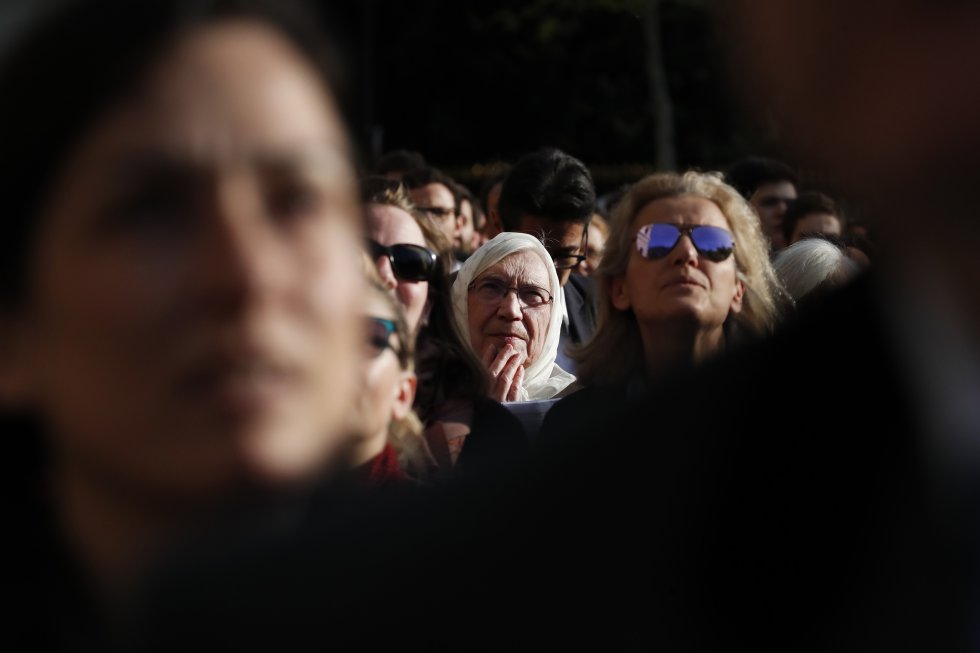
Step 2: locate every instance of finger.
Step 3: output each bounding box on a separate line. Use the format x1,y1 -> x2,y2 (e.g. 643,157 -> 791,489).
481,343 -> 498,368
486,344 -> 517,377
496,350 -> 524,400
507,364 -> 525,402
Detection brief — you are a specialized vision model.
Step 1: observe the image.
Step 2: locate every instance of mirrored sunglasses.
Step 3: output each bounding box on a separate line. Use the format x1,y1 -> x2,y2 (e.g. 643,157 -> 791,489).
635,223 -> 736,263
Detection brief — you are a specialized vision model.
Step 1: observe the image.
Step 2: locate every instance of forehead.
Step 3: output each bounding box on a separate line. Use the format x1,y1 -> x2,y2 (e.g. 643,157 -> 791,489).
365,289 -> 397,319
753,180 -> 797,199
477,250 -> 550,285
633,195 -> 732,230
517,214 -> 584,246
365,204 -> 426,247
411,183 -> 454,208
132,21 -> 346,163
797,212 -> 842,229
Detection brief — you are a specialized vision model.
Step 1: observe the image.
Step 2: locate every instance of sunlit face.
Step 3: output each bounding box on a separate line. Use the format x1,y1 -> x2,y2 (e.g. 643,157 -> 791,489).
409,182 -> 457,243
516,215 -> 585,286
365,203 -> 429,332
611,196 -> 744,336
7,21 -> 364,498
750,181 -> 797,250
353,293 -> 414,444
466,250 -> 553,368
789,212 -> 842,244
580,221 -> 607,276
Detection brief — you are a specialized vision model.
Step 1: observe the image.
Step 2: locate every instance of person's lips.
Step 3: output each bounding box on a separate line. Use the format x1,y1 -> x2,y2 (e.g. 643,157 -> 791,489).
175,348 -> 301,418
488,332 -> 527,343
663,275 -> 705,289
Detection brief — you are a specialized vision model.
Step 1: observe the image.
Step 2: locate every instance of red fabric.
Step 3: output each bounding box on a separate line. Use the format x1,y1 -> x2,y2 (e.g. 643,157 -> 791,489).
358,444 -> 407,487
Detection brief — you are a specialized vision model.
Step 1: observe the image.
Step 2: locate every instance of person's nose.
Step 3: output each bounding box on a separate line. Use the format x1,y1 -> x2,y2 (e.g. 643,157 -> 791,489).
189,179 -> 291,315
495,289 -> 523,320
375,254 -> 398,291
670,233 -> 699,267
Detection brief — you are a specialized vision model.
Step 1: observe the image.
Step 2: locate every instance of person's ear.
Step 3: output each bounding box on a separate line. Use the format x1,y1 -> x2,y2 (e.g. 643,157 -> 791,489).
610,276 -> 631,311
730,276 -> 745,314
390,371 -> 417,421
486,209 -> 502,239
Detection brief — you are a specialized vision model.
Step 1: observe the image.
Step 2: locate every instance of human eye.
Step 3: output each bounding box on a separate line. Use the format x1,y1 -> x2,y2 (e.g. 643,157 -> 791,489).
519,285 -> 549,307
265,176 -> 326,222
99,175 -> 194,241
476,278 -> 506,299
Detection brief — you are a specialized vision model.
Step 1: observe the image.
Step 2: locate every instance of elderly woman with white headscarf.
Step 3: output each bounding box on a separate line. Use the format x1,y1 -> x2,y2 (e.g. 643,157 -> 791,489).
451,232 -> 576,402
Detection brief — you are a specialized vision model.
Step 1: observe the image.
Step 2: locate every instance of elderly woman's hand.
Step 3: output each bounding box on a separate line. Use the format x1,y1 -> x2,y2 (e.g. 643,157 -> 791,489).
481,343 -> 526,403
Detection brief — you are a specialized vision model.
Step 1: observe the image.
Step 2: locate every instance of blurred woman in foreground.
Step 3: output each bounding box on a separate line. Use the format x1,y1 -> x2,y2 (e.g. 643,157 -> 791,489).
2,0 -> 367,641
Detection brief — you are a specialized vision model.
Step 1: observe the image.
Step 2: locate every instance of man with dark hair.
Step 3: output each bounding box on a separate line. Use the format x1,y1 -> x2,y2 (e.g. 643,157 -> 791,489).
781,190 -> 844,245
402,166 -> 461,260
373,149 -> 427,180
726,156 -> 798,250
492,147 -> 598,373
479,165 -> 511,241
453,181 -> 478,260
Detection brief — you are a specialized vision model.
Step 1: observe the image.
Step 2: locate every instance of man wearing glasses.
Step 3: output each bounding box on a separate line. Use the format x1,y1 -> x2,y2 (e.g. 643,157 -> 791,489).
403,166 -> 463,264
725,156 -> 798,251
492,147 -> 598,374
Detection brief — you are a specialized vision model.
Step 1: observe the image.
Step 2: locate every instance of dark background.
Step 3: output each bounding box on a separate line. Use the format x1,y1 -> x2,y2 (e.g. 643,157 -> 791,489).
322,0 -> 783,193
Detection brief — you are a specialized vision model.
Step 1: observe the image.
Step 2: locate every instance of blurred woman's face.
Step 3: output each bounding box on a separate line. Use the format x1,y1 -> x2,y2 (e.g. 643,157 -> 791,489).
611,196 -> 743,334
10,21 -> 364,497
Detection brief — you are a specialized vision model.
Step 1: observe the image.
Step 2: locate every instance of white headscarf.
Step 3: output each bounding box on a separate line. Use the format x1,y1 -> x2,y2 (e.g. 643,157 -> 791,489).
451,232 -> 575,401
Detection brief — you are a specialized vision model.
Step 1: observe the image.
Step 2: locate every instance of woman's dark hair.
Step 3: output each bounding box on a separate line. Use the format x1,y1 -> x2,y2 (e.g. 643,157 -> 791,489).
0,0 -> 345,309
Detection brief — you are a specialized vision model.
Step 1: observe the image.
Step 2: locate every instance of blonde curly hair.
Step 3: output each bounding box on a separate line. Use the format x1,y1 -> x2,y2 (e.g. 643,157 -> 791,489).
573,170 -> 787,386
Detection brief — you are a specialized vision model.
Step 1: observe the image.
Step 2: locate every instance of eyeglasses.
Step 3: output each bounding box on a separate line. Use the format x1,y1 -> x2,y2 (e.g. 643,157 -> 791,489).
635,223 -> 736,263
367,238 -> 438,282
547,227 -> 589,271
757,195 -> 795,209
367,316 -> 398,355
415,205 -> 456,221
467,277 -> 553,309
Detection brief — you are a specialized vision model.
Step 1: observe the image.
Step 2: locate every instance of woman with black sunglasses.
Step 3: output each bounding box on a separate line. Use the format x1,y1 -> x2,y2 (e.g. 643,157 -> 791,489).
362,177 -> 442,333
540,171 -> 786,446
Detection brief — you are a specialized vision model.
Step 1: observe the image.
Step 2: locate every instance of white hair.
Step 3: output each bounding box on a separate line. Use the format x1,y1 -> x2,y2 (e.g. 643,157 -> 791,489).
773,238 -> 861,302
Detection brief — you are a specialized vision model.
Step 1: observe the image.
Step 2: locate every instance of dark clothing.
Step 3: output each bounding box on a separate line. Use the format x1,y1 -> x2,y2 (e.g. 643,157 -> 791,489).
556,274 -> 598,373
131,273 -> 972,650
456,395 -> 529,478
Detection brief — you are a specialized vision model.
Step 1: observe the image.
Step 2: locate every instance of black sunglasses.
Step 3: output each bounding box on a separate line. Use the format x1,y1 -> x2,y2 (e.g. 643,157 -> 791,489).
635,223 -> 736,263
367,238 -> 438,282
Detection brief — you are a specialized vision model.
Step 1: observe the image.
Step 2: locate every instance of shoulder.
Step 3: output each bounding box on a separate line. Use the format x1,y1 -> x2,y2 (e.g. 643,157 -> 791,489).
457,396 -> 530,476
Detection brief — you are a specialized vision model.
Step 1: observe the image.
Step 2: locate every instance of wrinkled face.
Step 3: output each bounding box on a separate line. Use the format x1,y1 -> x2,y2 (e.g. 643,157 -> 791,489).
516,215 -> 585,287
612,196 -> 744,335
466,250 -> 553,368
365,203 -> 429,332
789,212 -> 842,244
749,181 -> 797,250
580,221 -> 607,276
409,182 -> 457,244
7,21 -> 364,498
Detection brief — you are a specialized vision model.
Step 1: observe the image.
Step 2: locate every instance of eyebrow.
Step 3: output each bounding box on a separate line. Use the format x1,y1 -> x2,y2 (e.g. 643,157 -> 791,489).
108,142 -> 351,180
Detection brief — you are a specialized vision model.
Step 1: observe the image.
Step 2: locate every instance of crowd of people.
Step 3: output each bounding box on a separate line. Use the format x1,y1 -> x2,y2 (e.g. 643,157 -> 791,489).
8,0 -> 979,649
